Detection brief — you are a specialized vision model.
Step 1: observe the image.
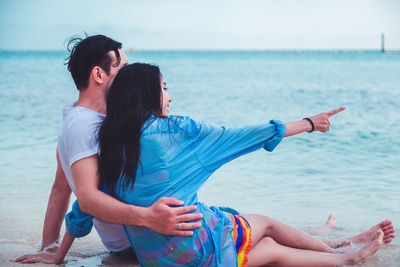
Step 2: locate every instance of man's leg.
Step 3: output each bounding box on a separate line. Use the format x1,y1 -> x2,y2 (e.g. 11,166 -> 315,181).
306,214 -> 336,235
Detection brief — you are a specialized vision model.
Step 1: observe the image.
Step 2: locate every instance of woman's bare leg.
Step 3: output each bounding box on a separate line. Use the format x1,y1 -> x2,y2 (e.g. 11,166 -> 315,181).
321,219 -> 395,249
243,214 -> 335,253
247,230 -> 383,267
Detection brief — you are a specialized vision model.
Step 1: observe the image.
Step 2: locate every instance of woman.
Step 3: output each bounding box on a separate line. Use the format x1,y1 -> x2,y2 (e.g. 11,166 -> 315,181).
96,63 -> 386,267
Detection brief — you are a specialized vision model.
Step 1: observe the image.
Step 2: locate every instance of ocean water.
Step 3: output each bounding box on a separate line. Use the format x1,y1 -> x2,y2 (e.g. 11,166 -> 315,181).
0,50 -> 399,266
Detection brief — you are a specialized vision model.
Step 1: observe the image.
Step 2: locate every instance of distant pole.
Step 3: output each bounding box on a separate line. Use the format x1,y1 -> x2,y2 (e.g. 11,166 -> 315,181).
381,33 -> 385,53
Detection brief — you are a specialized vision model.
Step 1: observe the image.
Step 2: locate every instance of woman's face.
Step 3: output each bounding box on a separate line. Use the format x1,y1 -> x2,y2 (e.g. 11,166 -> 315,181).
160,75 -> 172,116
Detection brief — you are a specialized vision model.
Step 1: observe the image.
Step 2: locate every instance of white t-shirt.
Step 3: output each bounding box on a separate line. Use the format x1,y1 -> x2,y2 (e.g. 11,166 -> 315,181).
57,102 -> 130,252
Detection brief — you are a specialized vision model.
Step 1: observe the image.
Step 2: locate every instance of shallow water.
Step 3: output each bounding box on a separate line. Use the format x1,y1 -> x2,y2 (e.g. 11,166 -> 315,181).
0,50 -> 399,266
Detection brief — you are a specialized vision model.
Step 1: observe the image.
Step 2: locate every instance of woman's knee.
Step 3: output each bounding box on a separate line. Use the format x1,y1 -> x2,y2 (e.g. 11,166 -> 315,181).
258,236 -> 276,247
243,214 -> 275,237
259,215 -> 275,235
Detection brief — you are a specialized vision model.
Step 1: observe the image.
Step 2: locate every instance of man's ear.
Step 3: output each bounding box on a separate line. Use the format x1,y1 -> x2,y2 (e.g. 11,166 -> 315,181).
91,66 -> 104,85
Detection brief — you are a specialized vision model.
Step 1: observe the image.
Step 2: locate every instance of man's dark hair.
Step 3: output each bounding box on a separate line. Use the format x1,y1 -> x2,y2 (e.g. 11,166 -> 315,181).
66,34 -> 122,91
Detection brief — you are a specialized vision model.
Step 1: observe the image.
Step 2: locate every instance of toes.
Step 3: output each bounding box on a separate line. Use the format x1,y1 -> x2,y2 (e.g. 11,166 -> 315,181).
383,233 -> 396,243
383,236 -> 394,244
381,224 -> 394,232
383,239 -> 392,244
379,220 -> 392,228
384,228 -> 395,234
326,214 -> 336,226
383,234 -> 395,240
342,240 -> 352,246
340,240 -> 353,248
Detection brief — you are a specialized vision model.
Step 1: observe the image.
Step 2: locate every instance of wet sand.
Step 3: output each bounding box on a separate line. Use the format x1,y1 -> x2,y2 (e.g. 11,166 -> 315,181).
0,242 -> 140,267
2,235 -> 399,266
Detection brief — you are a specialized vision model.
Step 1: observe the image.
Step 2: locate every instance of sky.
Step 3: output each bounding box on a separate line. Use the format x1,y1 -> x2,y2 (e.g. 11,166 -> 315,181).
0,0 -> 399,50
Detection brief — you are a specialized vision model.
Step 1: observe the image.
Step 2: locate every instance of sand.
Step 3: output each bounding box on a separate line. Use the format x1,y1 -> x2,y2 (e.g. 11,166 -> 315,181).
0,242 -> 140,267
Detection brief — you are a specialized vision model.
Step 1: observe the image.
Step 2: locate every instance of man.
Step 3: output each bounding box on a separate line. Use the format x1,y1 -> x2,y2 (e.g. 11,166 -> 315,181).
16,34 -> 203,263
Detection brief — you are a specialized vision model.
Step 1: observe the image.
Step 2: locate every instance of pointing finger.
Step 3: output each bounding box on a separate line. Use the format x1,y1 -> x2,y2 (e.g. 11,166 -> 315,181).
326,106 -> 346,117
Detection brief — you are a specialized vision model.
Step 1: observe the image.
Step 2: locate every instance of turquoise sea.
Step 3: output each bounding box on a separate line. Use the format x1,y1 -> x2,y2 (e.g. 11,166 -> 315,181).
0,50 -> 399,266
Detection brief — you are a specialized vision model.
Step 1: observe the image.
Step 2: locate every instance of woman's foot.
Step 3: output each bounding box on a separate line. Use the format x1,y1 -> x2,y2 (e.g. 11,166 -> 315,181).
345,229 -> 383,265
347,220 -> 395,244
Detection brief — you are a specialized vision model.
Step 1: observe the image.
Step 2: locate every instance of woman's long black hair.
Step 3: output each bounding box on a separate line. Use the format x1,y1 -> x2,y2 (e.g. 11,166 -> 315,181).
98,63 -> 163,196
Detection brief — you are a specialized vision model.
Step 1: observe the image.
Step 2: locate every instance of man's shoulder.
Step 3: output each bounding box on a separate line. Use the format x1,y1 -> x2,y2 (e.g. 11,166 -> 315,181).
63,105 -> 103,122
58,105 -> 103,147
61,106 -> 103,133
58,105 -> 102,165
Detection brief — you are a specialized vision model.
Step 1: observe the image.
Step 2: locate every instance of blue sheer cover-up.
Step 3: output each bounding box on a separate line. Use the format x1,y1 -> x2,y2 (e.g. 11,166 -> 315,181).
66,115 -> 286,266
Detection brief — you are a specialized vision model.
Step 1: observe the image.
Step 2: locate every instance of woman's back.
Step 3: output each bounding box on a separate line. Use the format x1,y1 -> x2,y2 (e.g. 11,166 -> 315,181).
116,115 -> 285,266
119,115 -> 238,266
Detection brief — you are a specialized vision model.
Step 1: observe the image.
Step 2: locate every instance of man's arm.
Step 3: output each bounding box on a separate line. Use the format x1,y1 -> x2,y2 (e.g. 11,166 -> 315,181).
72,155 -> 202,236
41,151 -> 71,251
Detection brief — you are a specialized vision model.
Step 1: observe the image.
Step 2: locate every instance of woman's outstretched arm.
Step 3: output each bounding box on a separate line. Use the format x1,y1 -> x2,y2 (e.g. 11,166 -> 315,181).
181,106 -> 345,173
284,107 -> 346,137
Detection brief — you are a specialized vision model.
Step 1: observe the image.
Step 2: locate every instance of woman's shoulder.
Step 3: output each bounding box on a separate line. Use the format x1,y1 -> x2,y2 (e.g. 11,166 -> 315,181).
142,115 -> 204,136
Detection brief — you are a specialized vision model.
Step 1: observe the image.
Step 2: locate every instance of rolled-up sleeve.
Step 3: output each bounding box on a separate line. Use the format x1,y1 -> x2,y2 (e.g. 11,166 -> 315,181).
65,200 -> 94,238
193,119 -> 286,172
263,120 -> 286,151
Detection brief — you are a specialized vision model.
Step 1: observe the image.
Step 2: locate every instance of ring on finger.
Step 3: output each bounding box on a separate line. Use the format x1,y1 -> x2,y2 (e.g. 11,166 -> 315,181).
178,223 -> 182,230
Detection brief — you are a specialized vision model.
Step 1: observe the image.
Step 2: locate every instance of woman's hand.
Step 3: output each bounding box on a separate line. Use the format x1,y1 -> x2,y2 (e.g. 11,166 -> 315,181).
15,252 -> 59,264
284,106 -> 346,137
308,107 -> 346,133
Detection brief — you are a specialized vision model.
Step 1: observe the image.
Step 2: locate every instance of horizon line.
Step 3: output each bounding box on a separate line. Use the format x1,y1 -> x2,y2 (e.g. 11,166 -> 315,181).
1,48 -> 400,53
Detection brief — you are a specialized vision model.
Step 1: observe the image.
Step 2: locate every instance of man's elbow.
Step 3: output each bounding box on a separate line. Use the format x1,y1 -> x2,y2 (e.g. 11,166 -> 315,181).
76,196 -> 89,214
75,190 -> 95,214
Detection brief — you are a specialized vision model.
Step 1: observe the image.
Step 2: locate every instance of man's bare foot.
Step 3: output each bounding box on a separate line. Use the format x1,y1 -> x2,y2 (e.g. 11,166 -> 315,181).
344,230 -> 383,265
347,220 -> 395,244
307,214 -> 336,235
325,239 -> 352,250
325,214 -> 336,227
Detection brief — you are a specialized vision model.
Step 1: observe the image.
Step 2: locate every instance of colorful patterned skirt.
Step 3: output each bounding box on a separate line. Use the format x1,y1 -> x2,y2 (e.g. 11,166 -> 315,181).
230,214 -> 252,267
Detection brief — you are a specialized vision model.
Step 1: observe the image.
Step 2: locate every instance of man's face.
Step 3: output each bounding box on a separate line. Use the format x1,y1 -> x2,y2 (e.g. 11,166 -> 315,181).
105,48 -> 128,89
